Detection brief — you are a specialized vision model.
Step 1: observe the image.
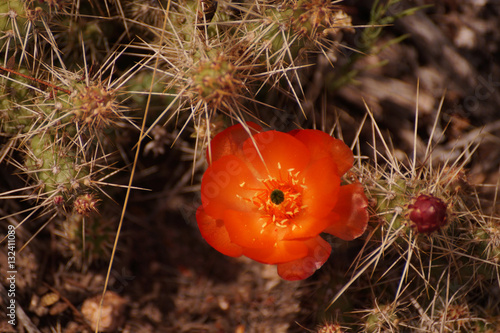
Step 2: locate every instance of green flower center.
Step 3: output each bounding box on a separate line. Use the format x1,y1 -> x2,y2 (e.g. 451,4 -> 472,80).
270,189 -> 285,205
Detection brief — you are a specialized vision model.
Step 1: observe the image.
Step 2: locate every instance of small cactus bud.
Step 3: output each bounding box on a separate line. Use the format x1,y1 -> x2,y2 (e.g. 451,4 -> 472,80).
74,193 -> 99,215
317,322 -> 344,333
408,194 -> 448,234
53,195 -> 64,206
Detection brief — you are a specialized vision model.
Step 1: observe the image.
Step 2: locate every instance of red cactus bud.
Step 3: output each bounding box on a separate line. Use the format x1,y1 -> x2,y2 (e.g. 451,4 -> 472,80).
408,195 -> 448,234
53,195 -> 64,206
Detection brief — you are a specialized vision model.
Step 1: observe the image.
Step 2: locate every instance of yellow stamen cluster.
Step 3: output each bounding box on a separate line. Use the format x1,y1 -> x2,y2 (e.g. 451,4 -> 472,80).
248,165 -> 307,231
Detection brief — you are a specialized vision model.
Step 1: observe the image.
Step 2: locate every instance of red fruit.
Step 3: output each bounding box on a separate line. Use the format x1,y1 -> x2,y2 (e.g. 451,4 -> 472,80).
408,195 -> 448,234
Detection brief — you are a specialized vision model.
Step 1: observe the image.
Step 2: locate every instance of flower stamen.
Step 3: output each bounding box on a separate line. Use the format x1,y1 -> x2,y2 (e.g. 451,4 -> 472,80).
251,169 -> 305,231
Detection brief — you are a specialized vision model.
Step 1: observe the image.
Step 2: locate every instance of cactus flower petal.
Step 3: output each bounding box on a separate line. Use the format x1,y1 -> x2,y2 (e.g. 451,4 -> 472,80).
290,129 -> 354,175
277,237 -> 332,281
200,155 -> 261,219
323,183 -> 370,240
196,207 -> 243,257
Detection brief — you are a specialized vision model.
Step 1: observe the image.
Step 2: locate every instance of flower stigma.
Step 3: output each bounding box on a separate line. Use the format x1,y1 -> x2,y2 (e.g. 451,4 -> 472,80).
270,189 -> 285,205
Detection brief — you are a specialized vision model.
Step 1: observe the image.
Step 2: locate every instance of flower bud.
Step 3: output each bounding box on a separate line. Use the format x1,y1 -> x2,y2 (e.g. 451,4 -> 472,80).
408,195 -> 448,234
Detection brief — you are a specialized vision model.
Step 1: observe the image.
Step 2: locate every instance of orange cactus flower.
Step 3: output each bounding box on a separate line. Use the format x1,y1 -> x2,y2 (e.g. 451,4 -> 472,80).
196,122 -> 369,280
